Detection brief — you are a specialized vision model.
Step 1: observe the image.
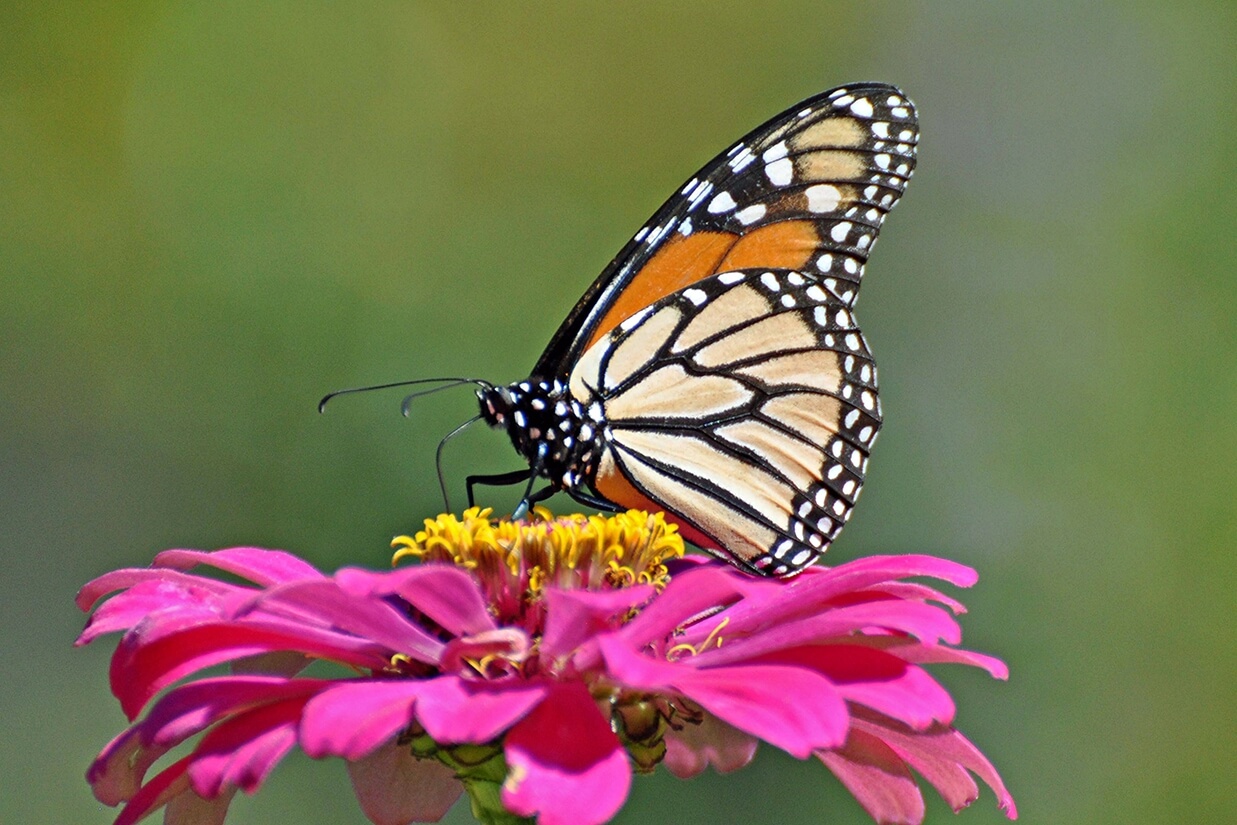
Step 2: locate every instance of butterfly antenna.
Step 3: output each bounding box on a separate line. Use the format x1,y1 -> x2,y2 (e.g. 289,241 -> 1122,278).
435,414 -> 482,512
401,378 -> 491,418
318,377 -> 489,413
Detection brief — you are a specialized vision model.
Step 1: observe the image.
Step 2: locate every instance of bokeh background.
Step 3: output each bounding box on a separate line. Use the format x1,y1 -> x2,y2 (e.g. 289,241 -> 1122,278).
4,3 -> 1233,823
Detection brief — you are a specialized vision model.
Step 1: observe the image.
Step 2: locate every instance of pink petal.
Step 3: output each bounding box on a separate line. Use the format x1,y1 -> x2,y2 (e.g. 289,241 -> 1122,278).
541,585 -> 655,660
818,727 -> 925,825
347,740 -> 463,825
616,565 -> 755,645
883,640 -> 1010,679
338,565 -> 497,637
154,547 -> 325,586
76,568 -> 242,616
143,676 -> 329,747
692,600 -> 963,667
164,785 -> 237,825
414,676 -> 546,744
111,622 -> 395,719
724,555 -> 977,633
439,628 -> 532,674
247,579 -> 445,660
663,714 -> 758,778
110,755 -> 196,825
599,636 -> 849,756
301,680 -> 422,760
187,698 -> 306,797
87,727 -> 166,806
762,645 -> 956,729
502,682 -> 630,825
853,717 -> 1017,819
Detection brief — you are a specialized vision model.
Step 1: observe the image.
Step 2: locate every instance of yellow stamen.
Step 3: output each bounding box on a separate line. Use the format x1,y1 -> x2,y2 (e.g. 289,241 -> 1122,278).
666,617 -> 730,660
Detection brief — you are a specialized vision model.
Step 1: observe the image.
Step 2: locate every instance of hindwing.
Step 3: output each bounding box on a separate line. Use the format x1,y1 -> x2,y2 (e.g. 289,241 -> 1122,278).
570,269 -> 880,575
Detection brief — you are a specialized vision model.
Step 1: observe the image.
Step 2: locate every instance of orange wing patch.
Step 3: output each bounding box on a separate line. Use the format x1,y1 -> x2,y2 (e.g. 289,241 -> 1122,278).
716,220 -> 819,272
585,231 -> 736,350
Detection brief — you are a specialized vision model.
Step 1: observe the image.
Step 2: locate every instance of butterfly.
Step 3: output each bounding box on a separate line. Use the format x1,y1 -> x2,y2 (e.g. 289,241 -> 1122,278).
467,83 -> 917,576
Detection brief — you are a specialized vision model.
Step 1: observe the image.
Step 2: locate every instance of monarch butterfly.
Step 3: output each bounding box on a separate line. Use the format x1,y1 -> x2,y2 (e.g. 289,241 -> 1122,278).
461,83 -> 919,577
322,83 -> 916,577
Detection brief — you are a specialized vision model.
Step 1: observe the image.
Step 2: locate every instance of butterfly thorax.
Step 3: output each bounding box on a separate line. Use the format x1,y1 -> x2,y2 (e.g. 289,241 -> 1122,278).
477,379 -> 607,491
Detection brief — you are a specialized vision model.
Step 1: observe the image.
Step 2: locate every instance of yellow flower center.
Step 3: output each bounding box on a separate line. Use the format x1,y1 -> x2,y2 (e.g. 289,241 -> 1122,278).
391,507 -> 684,624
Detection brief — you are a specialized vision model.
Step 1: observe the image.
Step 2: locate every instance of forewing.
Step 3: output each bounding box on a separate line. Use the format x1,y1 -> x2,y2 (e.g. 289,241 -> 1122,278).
534,82 -> 917,379
571,269 -> 880,576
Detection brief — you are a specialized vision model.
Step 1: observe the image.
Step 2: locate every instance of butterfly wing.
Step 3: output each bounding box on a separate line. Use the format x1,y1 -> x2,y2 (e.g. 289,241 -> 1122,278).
533,82 -> 918,380
568,268 -> 880,575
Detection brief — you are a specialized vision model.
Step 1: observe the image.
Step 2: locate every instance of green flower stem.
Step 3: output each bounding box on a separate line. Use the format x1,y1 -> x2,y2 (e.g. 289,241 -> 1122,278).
434,743 -> 534,825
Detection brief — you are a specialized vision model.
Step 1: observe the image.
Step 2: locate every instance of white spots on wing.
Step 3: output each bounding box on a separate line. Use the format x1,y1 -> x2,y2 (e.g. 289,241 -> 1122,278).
828,87 -> 849,99
887,94 -> 903,106
860,390 -> 875,410
833,499 -> 847,516
762,141 -> 789,162
843,257 -> 859,275
849,97 -> 874,118
858,426 -> 874,443
860,364 -> 872,382
708,191 -> 737,213
679,216 -> 694,236
735,204 -> 766,225
780,294 -> 796,308
682,287 -> 708,306
765,157 -> 794,186
787,272 -> 806,287
830,222 -> 852,242
872,122 -> 890,139
685,178 -> 714,211
844,409 -> 860,428
874,153 -> 891,170
856,233 -> 872,250
842,479 -> 857,496
718,271 -> 745,285
835,309 -> 851,327
816,253 -> 833,272
892,106 -> 910,118
806,183 -> 842,214
634,225 -> 650,242
814,306 -> 829,327
728,145 -> 756,172
845,333 -> 861,351
834,94 -> 854,107
826,463 -> 843,480
619,306 -> 652,333
806,285 -> 827,302
760,271 -> 781,291
789,547 -> 813,567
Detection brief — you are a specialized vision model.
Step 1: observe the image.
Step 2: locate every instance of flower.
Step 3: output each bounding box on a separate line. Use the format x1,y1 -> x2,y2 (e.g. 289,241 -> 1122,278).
78,508 -> 1016,825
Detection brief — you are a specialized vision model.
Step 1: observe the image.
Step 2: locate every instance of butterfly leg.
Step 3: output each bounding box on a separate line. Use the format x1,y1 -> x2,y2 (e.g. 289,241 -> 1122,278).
465,468 -> 532,509
566,488 -> 621,513
510,442 -> 551,520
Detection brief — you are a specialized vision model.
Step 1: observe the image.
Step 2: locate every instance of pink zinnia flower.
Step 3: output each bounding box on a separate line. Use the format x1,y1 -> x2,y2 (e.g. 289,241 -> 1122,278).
78,508 -> 1016,825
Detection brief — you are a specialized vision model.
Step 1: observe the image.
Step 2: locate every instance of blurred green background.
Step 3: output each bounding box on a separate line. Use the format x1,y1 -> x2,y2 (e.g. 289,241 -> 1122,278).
4,3 -> 1233,823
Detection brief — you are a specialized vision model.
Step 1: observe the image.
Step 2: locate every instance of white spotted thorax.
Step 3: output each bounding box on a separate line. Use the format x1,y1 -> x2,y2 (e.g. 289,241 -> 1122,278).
481,83 -> 917,577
